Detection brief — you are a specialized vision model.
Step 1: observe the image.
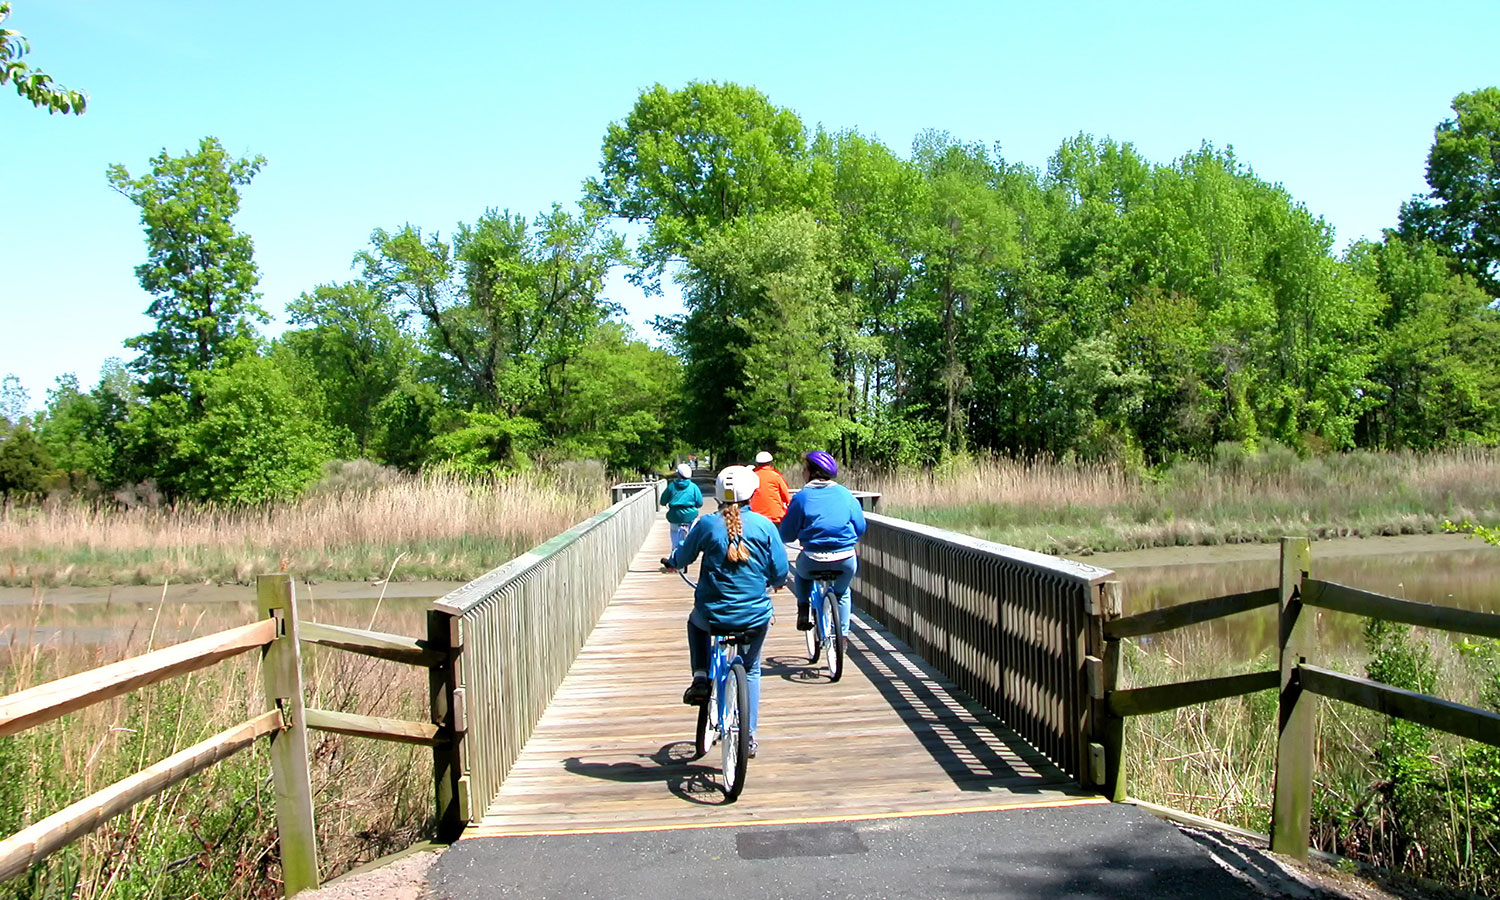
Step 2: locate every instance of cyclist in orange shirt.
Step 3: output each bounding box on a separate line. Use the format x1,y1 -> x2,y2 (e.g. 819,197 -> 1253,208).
748,451 -> 791,524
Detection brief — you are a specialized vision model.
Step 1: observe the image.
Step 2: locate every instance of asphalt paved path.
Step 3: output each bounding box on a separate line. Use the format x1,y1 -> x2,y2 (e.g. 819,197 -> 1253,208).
429,803 -> 1289,899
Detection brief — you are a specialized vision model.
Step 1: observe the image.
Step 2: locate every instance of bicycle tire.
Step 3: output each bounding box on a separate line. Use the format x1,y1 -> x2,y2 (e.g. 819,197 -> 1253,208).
804,584 -> 821,664
826,594 -> 844,682
721,662 -> 750,800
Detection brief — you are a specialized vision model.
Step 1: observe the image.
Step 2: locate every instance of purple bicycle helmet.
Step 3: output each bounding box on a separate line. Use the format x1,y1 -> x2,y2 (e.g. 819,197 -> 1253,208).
805,450 -> 839,479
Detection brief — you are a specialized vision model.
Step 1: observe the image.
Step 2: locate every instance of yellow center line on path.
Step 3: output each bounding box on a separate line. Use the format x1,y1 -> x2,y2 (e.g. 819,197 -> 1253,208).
460,796 -> 1109,839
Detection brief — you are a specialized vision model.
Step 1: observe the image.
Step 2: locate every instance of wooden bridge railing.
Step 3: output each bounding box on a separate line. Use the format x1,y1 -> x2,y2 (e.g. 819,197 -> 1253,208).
432,483 -> 658,824
1099,536 -> 1500,860
852,513 -> 1117,786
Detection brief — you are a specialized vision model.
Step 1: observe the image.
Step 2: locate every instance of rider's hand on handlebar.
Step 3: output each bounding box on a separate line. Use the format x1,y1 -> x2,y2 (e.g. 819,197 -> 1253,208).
659,557 -> 675,571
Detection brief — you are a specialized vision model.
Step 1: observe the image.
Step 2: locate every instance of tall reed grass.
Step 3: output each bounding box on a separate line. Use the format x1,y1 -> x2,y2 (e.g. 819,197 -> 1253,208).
0,589 -> 434,900
0,471 -> 601,587
864,447 -> 1500,555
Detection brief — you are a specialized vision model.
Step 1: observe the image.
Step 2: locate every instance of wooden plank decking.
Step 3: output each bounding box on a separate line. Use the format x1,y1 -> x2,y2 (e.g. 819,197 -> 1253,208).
464,516 -> 1098,837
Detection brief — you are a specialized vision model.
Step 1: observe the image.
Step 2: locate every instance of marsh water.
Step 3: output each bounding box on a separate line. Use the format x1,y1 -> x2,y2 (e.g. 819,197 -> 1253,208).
4,536 -> 1498,666
1099,536 -> 1500,662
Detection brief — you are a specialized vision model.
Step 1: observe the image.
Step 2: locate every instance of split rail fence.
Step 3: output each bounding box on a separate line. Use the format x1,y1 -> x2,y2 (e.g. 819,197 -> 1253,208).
0,484 -> 659,896
1097,536 -> 1500,859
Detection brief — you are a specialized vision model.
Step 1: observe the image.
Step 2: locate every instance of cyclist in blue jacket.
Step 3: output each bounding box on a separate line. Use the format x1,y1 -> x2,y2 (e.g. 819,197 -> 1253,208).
659,463 -> 704,551
662,465 -> 788,759
779,450 -> 867,640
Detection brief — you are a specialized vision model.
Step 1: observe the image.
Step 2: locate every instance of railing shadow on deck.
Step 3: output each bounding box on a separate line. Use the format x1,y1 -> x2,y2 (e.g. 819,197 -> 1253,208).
845,613 -> 1073,794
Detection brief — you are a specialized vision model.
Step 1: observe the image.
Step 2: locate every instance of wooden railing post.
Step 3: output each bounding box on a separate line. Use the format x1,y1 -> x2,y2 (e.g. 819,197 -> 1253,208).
429,610 -> 467,841
1270,537 -> 1315,859
1087,580 -> 1126,801
257,574 -> 320,895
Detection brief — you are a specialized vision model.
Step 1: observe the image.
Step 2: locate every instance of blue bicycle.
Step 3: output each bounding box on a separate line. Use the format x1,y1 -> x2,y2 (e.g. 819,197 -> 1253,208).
694,630 -> 752,800
664,560 -> 751,800
803,571 -> 845,682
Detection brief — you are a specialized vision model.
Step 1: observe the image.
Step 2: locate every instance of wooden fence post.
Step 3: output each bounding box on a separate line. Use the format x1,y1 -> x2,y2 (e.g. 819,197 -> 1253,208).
429,610 -> 467,841
1270,537 -> 1315,859
257,574 -> 320,895
1086,580 -> 1126,802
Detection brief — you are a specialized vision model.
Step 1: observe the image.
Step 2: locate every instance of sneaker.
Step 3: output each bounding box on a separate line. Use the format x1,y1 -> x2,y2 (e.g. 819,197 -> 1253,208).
796,604 -> 813,631
748,737 -> 758,759
682,676 -> 710,706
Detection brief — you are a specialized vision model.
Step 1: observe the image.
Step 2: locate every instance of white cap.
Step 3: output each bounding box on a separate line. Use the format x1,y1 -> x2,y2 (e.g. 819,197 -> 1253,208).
675,463 -> 692,479
754,451 -> 773,465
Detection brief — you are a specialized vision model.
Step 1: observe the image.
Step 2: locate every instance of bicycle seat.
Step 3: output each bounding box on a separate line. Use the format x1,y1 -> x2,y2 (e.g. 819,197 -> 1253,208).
811,572 -> 841,582
713,632 -> 755,647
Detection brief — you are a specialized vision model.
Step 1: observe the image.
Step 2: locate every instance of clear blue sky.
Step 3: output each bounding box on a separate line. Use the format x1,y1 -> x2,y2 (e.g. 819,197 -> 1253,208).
3,0 -> 1498,412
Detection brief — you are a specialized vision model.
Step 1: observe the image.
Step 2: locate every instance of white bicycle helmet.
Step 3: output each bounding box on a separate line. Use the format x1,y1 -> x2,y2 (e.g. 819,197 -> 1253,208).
715,465 -> 760,503
675,463 -> 692,479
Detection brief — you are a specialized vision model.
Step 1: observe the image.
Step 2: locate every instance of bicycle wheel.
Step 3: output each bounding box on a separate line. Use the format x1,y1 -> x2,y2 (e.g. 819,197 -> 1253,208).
826,594 -> 844,682
695,675 -> 718,757
721,662 -> 750,800
803,585 -> 821,664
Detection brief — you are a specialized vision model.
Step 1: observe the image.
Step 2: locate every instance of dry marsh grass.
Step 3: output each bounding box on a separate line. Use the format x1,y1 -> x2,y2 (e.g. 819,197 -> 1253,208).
0,590 -> 433,899
864,447 -> 1500,555
0,472 -> 601,587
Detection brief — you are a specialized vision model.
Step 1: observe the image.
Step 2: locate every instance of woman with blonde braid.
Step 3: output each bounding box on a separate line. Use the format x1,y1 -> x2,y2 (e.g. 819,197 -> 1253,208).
660,465 -> 788,758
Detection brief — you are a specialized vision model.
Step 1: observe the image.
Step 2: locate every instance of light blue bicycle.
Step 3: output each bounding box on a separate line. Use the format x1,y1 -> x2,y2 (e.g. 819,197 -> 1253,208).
694,629 -> 752,800
803,571 -> 845,682
666,563 -> 751,800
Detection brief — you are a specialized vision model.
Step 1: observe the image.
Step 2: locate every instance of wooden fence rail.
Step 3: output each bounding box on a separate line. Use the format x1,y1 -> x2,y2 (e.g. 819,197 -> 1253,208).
1097,536 -> 1500,861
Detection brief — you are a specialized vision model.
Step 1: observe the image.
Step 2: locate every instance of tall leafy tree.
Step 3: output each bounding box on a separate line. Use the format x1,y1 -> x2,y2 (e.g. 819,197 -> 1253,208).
0,2 -> 84,114
277,282 -> 413,454
587,81 -> 813,282
359,205 -> 626,464
1400,87 -> 1500,298
676,210 -> 845,458
108,137 -> 268,401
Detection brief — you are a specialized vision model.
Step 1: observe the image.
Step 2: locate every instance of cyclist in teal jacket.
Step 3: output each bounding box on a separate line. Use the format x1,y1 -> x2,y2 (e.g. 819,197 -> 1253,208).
663,465 -> 788,758
659,463 -> 704,551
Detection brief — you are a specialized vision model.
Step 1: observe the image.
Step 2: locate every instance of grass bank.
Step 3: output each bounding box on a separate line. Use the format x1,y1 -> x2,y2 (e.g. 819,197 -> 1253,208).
1,595 -> 432,900
0,471 -> 602,587
866,446 -> 1500,555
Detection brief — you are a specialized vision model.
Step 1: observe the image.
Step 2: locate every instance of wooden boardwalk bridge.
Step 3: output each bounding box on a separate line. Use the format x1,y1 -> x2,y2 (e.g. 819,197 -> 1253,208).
468,517 -> 1097,837
9,480 -> 1500,896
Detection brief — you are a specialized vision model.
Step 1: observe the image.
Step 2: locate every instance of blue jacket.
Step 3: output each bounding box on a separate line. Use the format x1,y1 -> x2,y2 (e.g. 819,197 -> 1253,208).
778,481 -> 867,553
669,508 -> 789,632
659,477 -> 703,525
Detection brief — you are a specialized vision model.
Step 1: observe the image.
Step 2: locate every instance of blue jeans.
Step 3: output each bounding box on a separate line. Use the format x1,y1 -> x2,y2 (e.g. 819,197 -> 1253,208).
669,520 -> 693,551
791,554 -> 857,633
687,608 -> 768,736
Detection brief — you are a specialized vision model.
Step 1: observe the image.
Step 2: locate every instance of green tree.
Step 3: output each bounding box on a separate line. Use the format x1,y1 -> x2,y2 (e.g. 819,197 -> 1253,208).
0,2 -> 84,114
277,282 -> 413,454
360,206 -> 623,423
1399,87 -> 1500,298
676,210 -> 845,458
0,421 -> 53,499
550,322 -> 681,472
168,356 -> 333,504
108,137 -> 268,401
587,81 -> 813,281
